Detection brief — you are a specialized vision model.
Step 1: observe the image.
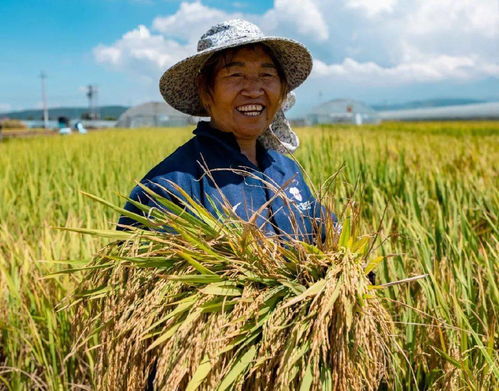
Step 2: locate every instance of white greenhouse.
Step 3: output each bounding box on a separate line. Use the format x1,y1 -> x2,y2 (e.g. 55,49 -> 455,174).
115,101 -> 195,128
307,99 -> 380,125
379,102 -> 499,121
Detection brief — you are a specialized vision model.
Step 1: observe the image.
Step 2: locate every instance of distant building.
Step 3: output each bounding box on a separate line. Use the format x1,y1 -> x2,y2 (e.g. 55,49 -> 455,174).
379,102 -> 499,121
307,99 -> 380,125
115,101 -> 195,128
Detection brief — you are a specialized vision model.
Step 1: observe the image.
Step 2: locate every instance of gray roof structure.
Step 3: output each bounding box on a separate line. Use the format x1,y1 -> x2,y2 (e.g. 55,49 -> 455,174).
115,101 -> 195,128
379,102 -> 499,121
307,99 -> 380,125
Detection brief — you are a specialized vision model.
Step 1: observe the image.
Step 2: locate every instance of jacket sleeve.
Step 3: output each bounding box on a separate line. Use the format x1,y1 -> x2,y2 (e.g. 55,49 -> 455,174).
117,172 -> 194,231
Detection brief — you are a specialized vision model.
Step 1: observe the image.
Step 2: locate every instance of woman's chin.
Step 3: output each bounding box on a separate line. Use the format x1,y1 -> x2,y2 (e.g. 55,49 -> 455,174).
235,122 -> 269,138
234,115 -> 271,134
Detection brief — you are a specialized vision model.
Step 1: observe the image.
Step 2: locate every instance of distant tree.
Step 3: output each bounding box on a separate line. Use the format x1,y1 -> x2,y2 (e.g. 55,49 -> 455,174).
0,118 -> 27,129
81,112 -> 97,120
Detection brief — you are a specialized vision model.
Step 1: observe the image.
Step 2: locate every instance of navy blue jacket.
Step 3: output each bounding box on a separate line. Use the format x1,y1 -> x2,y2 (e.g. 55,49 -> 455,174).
119,121 -> 330,242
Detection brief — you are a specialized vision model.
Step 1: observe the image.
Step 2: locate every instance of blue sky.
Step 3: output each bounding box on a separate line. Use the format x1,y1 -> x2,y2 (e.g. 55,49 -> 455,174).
1,0 -> 498,116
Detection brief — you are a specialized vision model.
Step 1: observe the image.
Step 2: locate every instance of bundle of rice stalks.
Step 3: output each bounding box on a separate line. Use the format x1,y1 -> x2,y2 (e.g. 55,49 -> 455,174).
65,180 -> 396,391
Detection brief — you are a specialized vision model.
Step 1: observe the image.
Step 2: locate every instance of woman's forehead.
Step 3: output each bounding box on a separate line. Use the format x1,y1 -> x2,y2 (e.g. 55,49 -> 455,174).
217,45 -> 276,69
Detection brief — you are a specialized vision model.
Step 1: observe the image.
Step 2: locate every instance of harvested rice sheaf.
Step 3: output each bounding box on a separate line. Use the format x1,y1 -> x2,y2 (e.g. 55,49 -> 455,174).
72,182 -> 395,391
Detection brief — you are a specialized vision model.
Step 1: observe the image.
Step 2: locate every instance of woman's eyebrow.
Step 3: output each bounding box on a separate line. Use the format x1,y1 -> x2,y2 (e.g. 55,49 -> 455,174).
223,61 -> 277,69
223,61 -> 244,69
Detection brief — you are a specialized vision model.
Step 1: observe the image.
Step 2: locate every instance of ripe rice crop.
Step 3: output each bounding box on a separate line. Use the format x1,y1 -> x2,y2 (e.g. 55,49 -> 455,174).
67,182 -> 394,390
0,122 -> 497,390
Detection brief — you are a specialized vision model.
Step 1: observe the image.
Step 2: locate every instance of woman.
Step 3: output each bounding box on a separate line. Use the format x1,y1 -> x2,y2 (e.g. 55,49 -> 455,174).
119,19 -> 333,241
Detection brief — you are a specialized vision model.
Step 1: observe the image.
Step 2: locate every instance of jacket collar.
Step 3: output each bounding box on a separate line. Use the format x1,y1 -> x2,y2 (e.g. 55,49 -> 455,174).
193,121 -> 282,174
193,121 -> 240,151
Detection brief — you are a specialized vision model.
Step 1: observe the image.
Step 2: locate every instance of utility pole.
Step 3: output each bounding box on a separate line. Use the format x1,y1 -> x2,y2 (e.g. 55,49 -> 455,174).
87,85 -> 94,119
86,84 -> 99,119
40,71 -> 49,128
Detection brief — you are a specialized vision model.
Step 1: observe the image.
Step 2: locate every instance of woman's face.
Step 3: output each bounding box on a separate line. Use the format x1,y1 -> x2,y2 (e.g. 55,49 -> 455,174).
200,46 -> 283,142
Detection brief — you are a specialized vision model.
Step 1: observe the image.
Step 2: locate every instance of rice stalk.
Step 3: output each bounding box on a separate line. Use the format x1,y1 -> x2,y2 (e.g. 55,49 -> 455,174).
68,180 -> 396,391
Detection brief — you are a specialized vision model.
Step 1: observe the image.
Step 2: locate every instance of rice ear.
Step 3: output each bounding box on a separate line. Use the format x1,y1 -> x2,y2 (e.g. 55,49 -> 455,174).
71,176 -> 396,390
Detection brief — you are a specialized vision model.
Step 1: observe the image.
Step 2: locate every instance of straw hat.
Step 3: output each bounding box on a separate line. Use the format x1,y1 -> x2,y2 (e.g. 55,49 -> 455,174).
159,19 -> 312,152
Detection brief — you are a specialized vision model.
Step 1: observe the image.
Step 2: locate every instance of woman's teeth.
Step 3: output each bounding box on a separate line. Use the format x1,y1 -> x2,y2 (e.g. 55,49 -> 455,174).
236,104 -> 264,116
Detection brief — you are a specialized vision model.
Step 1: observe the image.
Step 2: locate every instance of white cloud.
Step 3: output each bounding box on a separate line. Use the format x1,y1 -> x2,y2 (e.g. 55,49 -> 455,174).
261,0 -> 329,41
344,0 -> 397,17
407,0 -> 498,38
94,25 -> 193,77
93,0 -> 330,79
92,0 -> 499,99
313,55 -> 499,85
152,0 -> 328,42
152,1 -> 240,43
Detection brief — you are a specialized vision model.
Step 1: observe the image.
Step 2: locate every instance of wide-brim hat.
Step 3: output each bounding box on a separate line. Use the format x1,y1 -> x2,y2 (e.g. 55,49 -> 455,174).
159,19 -> 313,117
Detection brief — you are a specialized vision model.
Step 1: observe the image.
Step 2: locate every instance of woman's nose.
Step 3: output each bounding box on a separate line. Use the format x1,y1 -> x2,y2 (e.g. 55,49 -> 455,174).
241,76 -> 264,97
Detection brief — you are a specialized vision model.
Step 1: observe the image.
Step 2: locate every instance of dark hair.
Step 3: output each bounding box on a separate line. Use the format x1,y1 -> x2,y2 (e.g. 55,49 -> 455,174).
197,43 -> 289,110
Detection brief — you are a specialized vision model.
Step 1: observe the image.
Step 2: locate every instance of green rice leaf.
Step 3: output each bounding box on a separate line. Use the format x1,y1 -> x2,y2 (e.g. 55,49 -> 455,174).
217,346 -> 257,391
136,183 -> 218,236
142,294 -> 198,335
351,236 -> 370,254
364,255 -> 384,275
299,364 -> 313,391
279,280 -> 306,295
200,299 -> 239,313
43,262 -> 114,277
321,277 -> 343,314
200,282 -> 242,296
81,191 -> 160,229
178,251 -> 216,275
338,215 -> 351,248
163,274 -> 223,284
282,279 -> 327,309
320,366 -> 333,391
55,226 -> 133,240
106,255 -> 176,268
75,284 -> 113,298
186,355 -> 212,391
145,322 -> 182,352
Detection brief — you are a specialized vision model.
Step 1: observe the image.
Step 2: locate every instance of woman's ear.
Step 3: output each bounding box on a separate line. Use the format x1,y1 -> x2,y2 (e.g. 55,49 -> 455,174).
199,93 -> 211,115
196,76 -> 212,115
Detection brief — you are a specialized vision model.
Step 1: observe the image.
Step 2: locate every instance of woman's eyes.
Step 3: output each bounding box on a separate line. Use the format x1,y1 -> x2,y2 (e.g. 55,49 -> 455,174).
226,72 -> 277,78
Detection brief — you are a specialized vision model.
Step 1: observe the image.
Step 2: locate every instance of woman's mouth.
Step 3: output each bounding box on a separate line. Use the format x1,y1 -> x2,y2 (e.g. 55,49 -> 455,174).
236,104 -> 265,117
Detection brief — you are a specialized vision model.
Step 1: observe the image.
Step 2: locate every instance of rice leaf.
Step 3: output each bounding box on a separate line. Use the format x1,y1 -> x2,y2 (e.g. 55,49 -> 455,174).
200,299 -> 239,313
299,364 -> 313,391
162,274 -> 223,283
217,346 -> 257,391
178,251 -> 217,275
282,279 -> 327,309
81,191 -> 160,229
364,255 -> 384,275
200,282 -> 242,296
145,322 -> 182,352
186,355 -> 213,391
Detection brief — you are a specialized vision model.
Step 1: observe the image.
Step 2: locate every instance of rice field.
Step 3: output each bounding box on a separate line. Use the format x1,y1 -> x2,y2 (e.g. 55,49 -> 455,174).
0,121 -> 498,390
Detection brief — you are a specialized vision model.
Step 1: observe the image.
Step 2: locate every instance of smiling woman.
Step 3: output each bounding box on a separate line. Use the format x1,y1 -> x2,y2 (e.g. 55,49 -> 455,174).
197,44 -> 286,164
119,19 -> 332,242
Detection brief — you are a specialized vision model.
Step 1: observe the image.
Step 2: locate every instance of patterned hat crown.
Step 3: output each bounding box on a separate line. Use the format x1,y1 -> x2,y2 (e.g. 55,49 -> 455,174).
197,19 -> 264,52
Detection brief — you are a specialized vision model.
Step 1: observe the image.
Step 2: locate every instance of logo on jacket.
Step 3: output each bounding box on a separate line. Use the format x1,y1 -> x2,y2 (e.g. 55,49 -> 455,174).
289,187 -> 303,201
232,202 -> 241,214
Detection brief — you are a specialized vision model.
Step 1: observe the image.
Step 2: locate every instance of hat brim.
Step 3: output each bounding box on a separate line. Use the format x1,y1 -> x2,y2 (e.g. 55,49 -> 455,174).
159,36 -> 313,117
